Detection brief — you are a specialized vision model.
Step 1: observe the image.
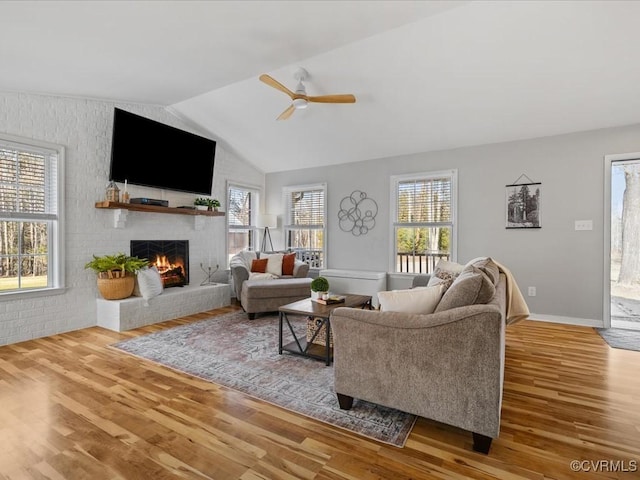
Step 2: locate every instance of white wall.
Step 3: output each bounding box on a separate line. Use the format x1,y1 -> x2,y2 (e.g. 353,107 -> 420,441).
0,91 -> 264,345
265,123 -> 640,326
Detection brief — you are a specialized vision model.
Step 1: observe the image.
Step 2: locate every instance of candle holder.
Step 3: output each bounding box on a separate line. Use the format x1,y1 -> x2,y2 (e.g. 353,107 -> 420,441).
200,263 -> 219,286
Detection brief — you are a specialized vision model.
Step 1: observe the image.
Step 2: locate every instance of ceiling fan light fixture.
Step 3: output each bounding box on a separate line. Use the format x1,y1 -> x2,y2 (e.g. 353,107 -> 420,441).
292,98 -> 308,109
259,68 -> 355,120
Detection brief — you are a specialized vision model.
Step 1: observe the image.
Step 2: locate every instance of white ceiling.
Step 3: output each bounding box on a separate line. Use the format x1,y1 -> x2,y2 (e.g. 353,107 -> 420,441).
3,1 -> 640,173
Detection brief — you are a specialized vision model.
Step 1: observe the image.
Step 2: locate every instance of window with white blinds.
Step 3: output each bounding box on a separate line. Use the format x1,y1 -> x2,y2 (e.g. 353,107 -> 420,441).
391,170 -> 456,274
227,184 -> 259,264
283,184 -> 326,268
0,134 -> 64,295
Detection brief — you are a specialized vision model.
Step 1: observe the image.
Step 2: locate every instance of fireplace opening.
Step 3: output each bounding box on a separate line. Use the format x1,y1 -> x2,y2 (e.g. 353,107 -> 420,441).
130,240 -> 189,288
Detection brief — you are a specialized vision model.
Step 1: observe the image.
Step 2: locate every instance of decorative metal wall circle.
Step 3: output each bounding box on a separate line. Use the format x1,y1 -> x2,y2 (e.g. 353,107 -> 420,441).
338,190 -> 378,236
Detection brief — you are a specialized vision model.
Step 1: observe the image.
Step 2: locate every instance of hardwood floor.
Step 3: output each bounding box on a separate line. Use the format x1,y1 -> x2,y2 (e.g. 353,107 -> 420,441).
0,306 -> 639,479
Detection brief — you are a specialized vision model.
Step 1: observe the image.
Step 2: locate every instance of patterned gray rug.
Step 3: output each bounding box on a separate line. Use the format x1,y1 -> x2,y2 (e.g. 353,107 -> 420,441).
111,311 -> 416,447
595,327 -> 640,352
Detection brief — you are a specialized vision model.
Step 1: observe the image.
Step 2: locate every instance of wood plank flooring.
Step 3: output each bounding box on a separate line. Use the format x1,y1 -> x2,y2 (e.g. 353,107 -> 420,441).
0,305 -> 639,479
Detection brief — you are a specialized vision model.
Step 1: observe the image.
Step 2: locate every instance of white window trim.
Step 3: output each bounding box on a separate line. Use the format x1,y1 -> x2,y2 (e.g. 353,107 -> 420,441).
226,180 -> 261,259
389,169 -> 457,274
0,132 -> 65,298
283,182 -> 327,270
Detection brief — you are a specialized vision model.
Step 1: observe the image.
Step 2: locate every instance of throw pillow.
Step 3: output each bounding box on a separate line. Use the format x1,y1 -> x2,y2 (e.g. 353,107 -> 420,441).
378,285 -> 444,314
465,256 -> 500,286
251,258 -> 268,273
282,253 -> 296,276
134,266 -> 164,303
435,265 -> 496,312
262,253 -> 284,277
427,259 -> 465,291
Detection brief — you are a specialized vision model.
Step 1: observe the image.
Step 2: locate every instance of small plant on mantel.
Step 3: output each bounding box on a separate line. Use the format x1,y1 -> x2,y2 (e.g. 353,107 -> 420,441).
208,198 -> 221,211
194,197 -> 209,210
85,253 -> 149,300
195,197 -> 220,211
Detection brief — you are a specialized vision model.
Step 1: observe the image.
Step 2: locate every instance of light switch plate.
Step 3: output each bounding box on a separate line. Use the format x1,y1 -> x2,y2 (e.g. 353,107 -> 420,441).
575,220 -> 593,231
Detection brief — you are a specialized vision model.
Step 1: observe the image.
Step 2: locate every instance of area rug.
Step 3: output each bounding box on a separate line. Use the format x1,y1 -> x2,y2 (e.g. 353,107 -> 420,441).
111,311 -> 416,447
595,327 -> 640,352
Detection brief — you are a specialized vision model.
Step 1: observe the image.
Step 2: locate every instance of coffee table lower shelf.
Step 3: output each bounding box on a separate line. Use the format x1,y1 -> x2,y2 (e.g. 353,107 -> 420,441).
278,294 -> 372,366
280,339 -> 333,363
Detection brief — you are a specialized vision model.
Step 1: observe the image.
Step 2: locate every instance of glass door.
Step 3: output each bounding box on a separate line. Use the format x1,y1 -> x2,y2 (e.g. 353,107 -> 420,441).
607,155 -> 640,330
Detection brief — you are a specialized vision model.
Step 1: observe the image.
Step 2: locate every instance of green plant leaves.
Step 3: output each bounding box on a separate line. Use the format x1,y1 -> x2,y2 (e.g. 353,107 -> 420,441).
85,253 -> 149,273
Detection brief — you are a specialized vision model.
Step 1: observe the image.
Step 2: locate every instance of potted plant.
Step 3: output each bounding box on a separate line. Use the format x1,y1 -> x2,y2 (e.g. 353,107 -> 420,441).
208,198 -> 221,211
85,253 -> 149,300
194,197 -> 209,211
310,276 -> 330,300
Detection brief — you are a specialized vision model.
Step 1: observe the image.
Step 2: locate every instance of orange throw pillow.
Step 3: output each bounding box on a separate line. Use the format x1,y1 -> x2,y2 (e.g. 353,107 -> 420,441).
282,253 -> 296,275
251,258 -> 268,273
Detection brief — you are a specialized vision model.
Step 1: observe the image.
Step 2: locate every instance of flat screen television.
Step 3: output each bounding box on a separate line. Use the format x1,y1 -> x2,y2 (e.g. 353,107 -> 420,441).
109,108 -> 216,195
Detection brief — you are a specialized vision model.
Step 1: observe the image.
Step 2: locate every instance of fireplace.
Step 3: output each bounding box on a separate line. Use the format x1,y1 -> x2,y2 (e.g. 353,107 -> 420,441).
130,240 -> 189,288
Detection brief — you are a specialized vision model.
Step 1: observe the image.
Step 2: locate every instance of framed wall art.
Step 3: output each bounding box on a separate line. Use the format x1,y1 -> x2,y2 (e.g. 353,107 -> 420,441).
506,175 -> 541,229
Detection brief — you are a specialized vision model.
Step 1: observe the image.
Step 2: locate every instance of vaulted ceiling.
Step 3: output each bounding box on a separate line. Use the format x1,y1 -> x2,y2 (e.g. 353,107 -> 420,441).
3,1 -> 640,173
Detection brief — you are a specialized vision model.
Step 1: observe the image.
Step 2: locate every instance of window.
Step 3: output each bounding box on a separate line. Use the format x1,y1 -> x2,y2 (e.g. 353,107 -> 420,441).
391,170 -> 456,274
284,184 -> 326,269
0,133 -> 64,296
227,183 -> 259,264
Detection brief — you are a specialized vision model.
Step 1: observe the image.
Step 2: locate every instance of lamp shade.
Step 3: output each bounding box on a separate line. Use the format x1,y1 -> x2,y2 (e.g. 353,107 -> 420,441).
257,214 -> 277,229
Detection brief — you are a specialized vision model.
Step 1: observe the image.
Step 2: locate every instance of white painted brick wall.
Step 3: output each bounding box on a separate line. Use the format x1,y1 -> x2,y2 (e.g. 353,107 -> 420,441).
0,91 -> 264,346
97,284 -> 231,331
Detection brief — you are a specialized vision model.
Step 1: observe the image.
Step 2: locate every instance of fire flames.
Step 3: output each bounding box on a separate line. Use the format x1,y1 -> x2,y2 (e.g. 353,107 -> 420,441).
153,255 -> 186,287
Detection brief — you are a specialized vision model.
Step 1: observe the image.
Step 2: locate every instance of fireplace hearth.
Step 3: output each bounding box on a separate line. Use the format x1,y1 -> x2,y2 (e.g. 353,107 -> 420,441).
131,240 -> 189,288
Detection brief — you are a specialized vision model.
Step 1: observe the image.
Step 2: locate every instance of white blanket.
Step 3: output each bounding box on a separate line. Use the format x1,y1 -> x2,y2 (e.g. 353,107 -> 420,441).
494,260 -> 530,325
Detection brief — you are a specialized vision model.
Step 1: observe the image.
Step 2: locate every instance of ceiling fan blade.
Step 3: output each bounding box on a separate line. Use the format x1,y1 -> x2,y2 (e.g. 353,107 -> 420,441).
307,94 -> 356,104
276,104 -> 296,121
260,74 -> 295,99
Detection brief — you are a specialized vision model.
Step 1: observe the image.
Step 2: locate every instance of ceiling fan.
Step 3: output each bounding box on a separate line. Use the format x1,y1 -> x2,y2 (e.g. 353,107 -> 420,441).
259,67 -> 356,120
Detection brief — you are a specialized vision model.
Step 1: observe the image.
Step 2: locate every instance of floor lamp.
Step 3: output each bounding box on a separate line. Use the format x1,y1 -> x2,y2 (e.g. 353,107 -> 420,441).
258,214 -> 277,252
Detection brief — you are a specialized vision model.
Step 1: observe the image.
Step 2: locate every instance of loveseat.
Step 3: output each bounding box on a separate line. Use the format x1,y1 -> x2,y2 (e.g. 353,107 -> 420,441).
230,250 -> 311,319
331,257 -> 524,454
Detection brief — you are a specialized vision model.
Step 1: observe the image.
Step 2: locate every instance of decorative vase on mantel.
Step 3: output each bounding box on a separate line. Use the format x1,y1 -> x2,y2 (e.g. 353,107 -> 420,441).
105,181 -> 120,202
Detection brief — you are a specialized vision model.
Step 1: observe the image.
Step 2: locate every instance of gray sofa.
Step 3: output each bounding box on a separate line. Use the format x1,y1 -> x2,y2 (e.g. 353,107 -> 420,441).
230,251 -> 311,319
331,268 -> 507,454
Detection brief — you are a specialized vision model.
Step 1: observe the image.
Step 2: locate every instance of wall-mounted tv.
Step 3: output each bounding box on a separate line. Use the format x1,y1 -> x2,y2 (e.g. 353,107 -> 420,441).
109,108 -> 216,195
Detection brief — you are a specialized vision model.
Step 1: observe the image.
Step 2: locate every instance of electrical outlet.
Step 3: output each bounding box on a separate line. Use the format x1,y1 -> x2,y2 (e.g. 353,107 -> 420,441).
528,286 -> 536,297
575,220 -> 593,231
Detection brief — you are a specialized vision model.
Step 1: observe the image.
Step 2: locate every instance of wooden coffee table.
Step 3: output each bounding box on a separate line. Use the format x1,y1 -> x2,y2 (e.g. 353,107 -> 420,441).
278,294 -> 372,365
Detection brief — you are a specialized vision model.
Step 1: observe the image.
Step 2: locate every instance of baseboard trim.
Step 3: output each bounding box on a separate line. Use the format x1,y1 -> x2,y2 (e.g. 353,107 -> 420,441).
529,313 -> 603,328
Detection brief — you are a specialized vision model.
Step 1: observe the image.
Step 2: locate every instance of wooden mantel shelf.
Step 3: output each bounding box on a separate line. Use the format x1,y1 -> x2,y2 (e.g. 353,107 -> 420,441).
95,201 -> 224,216
95,201 -> 224,229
